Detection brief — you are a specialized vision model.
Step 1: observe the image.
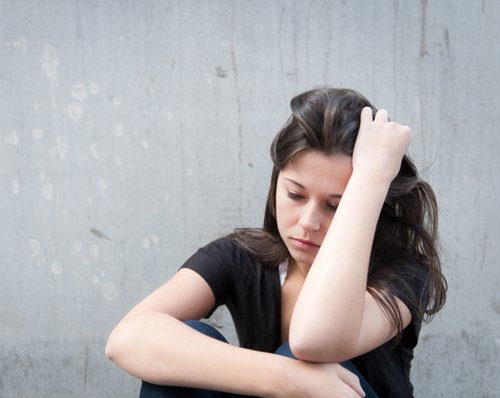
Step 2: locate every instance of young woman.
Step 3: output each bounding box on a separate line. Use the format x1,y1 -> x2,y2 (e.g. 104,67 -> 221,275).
106,87 -> 447,398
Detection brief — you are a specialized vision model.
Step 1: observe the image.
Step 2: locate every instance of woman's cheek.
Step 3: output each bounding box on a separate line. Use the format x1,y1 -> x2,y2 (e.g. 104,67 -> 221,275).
278,198 -> 296,224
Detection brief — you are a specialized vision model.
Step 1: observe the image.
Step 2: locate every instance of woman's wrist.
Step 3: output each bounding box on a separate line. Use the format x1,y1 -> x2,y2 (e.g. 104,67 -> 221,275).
343,169 -> 392,210
350,166 -> 395,190
255,354 -> 292,398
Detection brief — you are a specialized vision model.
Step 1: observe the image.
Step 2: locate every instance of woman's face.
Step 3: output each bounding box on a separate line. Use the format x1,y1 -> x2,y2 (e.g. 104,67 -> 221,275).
276,149 -> 353,269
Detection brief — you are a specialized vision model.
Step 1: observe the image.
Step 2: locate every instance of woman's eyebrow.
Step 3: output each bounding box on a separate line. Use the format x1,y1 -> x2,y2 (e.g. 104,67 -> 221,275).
283,177 -> 342,198
284,177 -> 306,189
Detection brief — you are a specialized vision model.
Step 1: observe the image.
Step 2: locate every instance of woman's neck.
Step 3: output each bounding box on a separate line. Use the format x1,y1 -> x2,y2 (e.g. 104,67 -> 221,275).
286,257 -> 310,284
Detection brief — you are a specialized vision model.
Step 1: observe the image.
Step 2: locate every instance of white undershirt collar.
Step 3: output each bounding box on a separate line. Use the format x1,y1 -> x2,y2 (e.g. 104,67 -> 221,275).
278,258 -> 289,287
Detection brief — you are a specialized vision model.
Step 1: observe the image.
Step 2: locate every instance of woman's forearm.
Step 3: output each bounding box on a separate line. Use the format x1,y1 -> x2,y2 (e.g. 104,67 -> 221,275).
289,171 -> 390,362
106,313 -> 366,398
106,312 -> 288,397
289,108 -> 412,363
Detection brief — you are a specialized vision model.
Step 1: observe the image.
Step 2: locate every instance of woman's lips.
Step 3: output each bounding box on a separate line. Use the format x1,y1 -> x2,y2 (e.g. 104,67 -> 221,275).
291,238 -> 320,250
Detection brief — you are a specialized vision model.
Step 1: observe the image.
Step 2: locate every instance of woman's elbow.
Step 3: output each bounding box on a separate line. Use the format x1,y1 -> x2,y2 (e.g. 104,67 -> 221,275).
288,338 -> 319,361
105,324 -> 131,363
105,334 -> 118,361
288,333 -> 332,362
289,332 -> 356,363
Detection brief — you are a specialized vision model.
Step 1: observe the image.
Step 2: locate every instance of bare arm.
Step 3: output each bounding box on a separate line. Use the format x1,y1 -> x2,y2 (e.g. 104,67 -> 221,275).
289,108 -> 413,363
106,269 -> 366,397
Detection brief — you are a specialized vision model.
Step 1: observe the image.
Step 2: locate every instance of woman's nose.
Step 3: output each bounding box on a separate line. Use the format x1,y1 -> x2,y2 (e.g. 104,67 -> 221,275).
298,203 -> 321,231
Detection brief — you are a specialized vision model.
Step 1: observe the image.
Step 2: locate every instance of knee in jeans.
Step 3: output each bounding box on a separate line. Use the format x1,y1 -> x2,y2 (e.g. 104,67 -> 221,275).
184,320 -> 228,343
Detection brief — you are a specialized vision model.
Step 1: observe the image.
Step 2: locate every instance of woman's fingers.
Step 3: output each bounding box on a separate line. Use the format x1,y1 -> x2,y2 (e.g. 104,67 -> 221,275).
374,108 -> 388,123
290,361 -> 366,398
353,107 -> 413,183
361,107 -> 390,126
336,365 -> 366,397
360,106 -> 373,125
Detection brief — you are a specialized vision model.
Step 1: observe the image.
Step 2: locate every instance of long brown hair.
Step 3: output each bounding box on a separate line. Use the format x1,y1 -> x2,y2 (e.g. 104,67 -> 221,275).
228,86 -> 447,347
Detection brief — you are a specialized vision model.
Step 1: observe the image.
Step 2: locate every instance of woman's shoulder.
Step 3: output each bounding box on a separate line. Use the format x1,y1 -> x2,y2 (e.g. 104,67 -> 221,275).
195,237 -> 250,260
189,237 -> 270,274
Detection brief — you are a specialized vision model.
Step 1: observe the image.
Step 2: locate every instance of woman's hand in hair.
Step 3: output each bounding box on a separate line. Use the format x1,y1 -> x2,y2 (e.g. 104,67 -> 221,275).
352,107 -> 413,184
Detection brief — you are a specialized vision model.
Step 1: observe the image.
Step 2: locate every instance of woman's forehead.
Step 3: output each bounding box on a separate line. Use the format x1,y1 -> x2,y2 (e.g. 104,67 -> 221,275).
284,150 -> 352,173
280,150 -> 353,194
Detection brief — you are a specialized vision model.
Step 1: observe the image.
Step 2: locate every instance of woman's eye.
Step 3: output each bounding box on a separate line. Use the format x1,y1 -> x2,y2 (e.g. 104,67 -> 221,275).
327,204 -> 338,211
287,191 -> 303,200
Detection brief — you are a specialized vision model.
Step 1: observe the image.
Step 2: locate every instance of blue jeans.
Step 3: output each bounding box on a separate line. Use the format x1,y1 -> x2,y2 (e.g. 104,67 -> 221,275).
139,321 -> 378,398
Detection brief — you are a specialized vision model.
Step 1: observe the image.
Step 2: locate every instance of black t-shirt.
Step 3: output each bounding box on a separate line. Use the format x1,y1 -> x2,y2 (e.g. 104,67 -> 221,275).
181,238 -> 428,398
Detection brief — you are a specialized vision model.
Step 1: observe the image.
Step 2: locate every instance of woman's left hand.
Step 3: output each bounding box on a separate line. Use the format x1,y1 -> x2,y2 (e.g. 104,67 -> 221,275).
352,107 -> 413,184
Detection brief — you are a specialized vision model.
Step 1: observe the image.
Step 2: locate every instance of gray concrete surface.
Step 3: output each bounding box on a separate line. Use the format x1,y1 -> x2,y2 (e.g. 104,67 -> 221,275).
1,0 -> 499,397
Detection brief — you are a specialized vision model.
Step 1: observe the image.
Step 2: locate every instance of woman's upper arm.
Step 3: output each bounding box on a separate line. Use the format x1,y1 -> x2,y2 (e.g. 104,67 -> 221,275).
122,268 -> 216,323
291,289 -> 412,363
352,291 -> 412,357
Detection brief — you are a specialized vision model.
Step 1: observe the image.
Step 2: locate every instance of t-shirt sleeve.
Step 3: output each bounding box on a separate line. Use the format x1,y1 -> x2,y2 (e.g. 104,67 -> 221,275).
179,238 -> 237,316
376,255 -> 429,348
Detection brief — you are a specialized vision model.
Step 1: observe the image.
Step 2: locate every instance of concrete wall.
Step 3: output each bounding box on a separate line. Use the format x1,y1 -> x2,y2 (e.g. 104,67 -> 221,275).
1,1 -> 498,396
